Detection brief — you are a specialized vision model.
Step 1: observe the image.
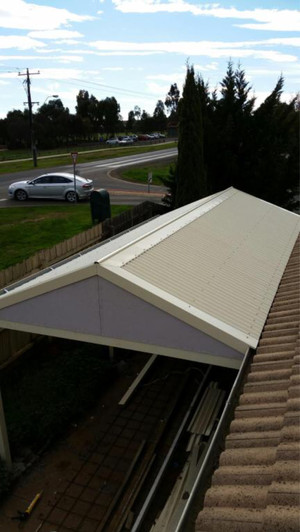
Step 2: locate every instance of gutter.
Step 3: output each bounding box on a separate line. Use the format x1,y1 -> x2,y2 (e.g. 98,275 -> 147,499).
175,347 -> 252,532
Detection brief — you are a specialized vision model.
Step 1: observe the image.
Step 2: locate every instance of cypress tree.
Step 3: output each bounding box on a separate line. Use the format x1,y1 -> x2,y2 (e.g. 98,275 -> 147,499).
175,65 -> 207,207
211,61 -> 254,192
250,76 -> 299,208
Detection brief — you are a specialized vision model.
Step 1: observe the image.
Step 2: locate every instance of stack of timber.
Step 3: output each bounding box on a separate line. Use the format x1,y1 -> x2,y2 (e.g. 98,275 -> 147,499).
150,382 -> 225,532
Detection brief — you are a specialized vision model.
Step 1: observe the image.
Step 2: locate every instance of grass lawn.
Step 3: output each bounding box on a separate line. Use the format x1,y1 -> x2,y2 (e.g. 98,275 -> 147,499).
0,141 -> 177,175
121,162 -> 173,186
0,204 -> 130,270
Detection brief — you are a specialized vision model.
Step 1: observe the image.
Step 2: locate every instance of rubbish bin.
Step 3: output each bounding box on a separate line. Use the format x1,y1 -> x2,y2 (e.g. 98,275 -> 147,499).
90,189 -> 111,224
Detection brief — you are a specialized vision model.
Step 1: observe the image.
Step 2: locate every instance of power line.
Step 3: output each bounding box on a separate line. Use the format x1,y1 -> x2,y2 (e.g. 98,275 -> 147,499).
70,77 -> 154,98
45,76 -> 156,101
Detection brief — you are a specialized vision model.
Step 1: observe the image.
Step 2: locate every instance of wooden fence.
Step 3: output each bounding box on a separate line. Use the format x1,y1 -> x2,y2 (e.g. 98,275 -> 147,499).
0,224 -> 103,291
0,201 -> 167,367
0,201 -> 166,291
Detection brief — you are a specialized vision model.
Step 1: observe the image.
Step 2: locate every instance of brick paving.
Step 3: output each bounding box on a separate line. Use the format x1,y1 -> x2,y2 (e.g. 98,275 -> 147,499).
37,357 -> 187,532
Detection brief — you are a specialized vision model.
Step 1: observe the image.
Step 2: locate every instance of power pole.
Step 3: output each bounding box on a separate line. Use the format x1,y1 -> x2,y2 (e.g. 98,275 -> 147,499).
18,68 -> 40,167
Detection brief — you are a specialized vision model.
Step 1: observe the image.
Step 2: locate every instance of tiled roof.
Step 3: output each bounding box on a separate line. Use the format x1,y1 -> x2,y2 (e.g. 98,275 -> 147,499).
195,235 -> 300,532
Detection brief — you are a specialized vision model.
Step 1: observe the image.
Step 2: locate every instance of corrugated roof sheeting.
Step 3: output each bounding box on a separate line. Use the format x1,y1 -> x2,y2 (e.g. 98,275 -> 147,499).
108,189 -> 299,346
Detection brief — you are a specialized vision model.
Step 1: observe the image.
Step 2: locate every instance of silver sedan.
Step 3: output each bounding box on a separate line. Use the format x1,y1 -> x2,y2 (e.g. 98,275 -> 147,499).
8,172 -> 93,203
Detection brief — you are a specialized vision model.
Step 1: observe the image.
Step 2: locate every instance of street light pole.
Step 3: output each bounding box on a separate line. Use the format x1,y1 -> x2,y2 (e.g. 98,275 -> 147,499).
43,94 -> 59,105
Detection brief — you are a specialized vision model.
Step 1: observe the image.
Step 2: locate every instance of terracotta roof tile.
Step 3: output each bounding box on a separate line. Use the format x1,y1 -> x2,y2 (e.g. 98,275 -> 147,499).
195,235 -> 300,532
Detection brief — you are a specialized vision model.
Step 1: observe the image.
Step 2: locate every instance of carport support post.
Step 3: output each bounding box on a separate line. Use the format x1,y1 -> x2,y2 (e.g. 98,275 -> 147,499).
0,387 -> 12,467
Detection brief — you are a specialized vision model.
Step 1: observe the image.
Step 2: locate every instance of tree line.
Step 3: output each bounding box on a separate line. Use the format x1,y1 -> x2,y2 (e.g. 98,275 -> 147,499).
162,62 -> 299,211
0,90 -> 170,150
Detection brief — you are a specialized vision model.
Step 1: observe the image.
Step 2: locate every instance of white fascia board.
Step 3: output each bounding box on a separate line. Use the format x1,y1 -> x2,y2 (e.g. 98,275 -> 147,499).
96,262 -> 256,353
0,320 -> 242,370
0,264 -> 97,310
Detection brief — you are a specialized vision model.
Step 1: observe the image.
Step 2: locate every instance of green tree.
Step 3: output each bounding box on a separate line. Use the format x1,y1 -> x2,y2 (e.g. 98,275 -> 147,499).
175,64 -> 207,207
35,99 -> 70,148
153,100 -> 167,131
101,96 -> 120,137
76,90 -> 91,118
127,110 -> 136,132
160,164 -> 177,209
75,90 -> 100,138
249,76 -> 299,208
5,109 -> 29,149
165,83 -> 180,120
134,105 -> 141,121
140,110 -> 152,133
196,75 -> 215,193
209,61 -> 255,192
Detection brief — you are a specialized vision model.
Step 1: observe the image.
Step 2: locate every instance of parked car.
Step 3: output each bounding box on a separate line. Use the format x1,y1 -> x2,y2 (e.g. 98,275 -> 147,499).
118,136 -> 134,145
8,173 -> 93,203
106,138 -> 119,145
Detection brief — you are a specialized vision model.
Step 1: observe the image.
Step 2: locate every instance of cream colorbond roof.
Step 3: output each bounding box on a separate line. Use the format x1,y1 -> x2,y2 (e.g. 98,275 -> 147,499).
96,188 -> 299,351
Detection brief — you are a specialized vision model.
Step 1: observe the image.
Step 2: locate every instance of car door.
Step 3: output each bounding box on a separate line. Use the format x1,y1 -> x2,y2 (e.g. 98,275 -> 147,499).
50,175 -> 72,198
29,175 -> 52,197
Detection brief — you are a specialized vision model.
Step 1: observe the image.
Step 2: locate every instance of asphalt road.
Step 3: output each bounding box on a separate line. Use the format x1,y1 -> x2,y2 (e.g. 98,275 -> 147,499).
0,147 -> 177,207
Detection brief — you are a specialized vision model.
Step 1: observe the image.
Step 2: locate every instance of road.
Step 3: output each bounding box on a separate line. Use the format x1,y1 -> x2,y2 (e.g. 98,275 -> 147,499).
0,147 -> 177,206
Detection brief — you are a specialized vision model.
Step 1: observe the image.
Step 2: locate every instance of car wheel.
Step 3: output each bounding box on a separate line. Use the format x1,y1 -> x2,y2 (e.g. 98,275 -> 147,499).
66,190 -> 78,203
15,189 -> 28,201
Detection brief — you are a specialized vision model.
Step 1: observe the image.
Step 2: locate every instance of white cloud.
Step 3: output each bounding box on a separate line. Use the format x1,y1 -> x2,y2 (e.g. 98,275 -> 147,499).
146,80 -> 173,99
0,0 -> 93,31
192,62 -> 219,71
53,40 -> 83,46
147,72 -> 185,82
260,38 -> 300,47
38,68 -> 84,80
102,67 -> 124,71
0,54 -> 83,62
28,30 -> 84,40
112,1 -> 300,31
0,36 -> 45,50
55,56 -> 84,63
88,40 -> 298,62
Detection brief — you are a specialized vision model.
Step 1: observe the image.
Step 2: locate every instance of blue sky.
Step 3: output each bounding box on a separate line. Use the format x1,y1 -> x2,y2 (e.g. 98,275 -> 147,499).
0,0 -> 299,120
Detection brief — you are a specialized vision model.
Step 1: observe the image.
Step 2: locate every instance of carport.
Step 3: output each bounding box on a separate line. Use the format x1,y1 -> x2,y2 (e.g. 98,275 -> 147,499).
0,187 -> 299,464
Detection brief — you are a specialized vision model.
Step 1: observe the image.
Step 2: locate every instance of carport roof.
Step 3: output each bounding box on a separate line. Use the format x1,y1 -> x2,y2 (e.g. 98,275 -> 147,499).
0,187 -> 299,364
